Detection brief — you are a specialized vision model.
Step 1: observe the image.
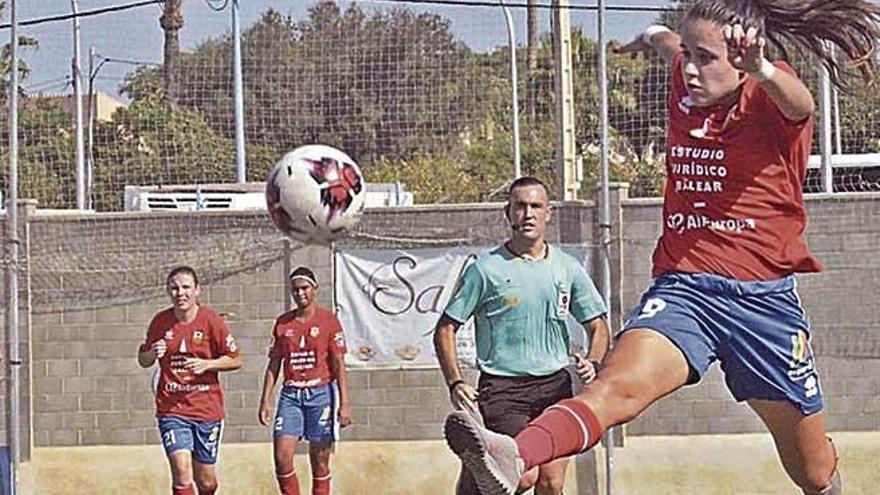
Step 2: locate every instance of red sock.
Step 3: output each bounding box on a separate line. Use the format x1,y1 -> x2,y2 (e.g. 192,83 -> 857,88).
277,470 -> 301,495
172,484 -> 196,495
312,469 -> 331,495
515,398 -> 603,470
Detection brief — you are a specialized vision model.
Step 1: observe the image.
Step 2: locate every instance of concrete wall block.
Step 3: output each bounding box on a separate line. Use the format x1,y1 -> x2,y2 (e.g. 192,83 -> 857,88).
238,427 -> 271,444
62,376 -> 96,394
45,359 -> 80,377
403,423 -> 443,440
61,309 -> 97,325
401,369 -> 444,388
81,358 -> 141,377
378,388 -> 421,406
34,394 -> 79,413
402,406 -> 446,424
48,429 -> 79,446
127,304 -> 163,324
95,305 -> 127,324
349,388 -> 385,407
94,341 -> 139,359
64,412 -> 98,429
241,285 -> 284,304
416,388 -> 449,406
33,342 -> 66,360
368,407 -> 405,426
34,377 -> 63,395
203,286 -> 243,305
346,371 -> 369,389
80,395 -> 113,412
92,323 -> 142,342
33,412 -> 64,431
62,341 -> 95,359
109,427 -> 149,445
97,411 -> 132,429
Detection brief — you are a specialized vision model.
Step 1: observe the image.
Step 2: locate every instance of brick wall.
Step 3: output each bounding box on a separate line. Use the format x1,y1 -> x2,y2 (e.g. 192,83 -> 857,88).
8,192 -> 880,450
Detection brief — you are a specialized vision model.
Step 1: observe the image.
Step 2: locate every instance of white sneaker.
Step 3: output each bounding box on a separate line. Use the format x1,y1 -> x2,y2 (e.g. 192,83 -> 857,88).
444,410 -> 524,495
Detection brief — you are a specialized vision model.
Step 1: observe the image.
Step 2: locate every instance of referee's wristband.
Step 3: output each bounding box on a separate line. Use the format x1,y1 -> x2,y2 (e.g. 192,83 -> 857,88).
447,379 -> 466,393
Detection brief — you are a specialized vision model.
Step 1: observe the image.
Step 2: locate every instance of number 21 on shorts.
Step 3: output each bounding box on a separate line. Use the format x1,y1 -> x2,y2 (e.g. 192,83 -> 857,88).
638,298 -> 667,319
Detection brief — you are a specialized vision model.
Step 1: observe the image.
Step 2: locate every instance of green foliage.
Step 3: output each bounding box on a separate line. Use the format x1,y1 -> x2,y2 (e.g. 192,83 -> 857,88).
18,1 -> 879,211
90,101 -> 239,211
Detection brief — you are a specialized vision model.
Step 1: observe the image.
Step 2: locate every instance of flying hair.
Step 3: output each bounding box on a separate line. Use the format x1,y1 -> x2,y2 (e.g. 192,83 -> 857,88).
683,0 -> 880,92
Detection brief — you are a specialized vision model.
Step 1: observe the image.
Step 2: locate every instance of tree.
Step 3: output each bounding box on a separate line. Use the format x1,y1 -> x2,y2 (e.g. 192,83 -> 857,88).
125,2 -> 490,165
160,0 -> 183,107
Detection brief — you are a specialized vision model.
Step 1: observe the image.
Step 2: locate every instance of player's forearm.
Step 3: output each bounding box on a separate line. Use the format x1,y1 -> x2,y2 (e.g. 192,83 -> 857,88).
331,356 -> 351,406
645,27 -> 681,65
753,64 -> 814,122
434,320 -> 464,385
209,354 -> 243,372
585,317 -> 611,362
259,360 -> 281,404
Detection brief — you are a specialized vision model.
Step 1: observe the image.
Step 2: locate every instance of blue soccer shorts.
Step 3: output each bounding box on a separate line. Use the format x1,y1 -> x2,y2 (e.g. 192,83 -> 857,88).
622,271 -> 823,415
157,416 -> 224,465
274,383 -> 338,442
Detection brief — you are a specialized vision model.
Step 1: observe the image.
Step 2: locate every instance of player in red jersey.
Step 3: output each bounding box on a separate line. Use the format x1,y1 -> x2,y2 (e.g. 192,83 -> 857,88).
137,266 -> 242,495
443,1 -> 880,494
258,267 -> 353,495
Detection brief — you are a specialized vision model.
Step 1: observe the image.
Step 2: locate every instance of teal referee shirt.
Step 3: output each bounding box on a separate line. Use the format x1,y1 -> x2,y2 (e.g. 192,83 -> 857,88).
444,243 -> 606,377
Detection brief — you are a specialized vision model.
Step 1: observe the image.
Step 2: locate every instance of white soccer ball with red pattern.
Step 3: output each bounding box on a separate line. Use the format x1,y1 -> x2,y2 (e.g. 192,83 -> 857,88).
265,145 -> 366,244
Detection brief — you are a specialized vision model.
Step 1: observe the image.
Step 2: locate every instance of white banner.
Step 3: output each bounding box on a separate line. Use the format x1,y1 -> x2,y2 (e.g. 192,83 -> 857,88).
334,245 -> 592,368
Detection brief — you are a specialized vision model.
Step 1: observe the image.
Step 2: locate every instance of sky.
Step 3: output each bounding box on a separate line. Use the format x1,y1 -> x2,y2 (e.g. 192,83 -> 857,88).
8,0 -> 669,98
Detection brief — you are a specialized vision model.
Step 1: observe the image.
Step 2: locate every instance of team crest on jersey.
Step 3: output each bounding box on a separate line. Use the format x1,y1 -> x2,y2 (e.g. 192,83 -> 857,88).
284,329 -> 294,337
192,330 -> 204,345
164,329 -> 174,341
310,327 -> 320,338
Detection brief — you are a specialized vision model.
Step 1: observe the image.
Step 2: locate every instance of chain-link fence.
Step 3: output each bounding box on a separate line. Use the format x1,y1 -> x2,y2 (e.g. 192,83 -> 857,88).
5,0 -> 879,215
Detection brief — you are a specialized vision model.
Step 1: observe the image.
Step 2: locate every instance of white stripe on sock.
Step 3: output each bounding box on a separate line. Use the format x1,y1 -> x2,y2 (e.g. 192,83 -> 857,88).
546,404 -> 591,452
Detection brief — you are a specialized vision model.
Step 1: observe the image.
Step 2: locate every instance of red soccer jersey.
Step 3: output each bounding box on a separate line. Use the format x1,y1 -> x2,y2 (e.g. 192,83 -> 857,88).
141,305 -> 239,421
652,53 -> 822,281
268,306 -> 347,388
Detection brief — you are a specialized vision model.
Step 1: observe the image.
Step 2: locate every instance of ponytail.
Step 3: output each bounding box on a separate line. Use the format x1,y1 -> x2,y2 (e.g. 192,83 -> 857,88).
684,0 -> 880,92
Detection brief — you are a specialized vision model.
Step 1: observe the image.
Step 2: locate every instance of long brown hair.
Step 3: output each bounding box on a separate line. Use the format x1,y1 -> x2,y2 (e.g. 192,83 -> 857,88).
683,0 -> 880,92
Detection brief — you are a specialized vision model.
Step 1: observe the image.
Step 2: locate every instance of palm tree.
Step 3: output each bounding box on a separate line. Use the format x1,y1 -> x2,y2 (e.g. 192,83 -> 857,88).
160,0 -> 183,107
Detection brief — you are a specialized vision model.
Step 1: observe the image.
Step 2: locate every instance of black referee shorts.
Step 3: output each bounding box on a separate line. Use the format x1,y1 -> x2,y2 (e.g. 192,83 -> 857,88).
477,367 -> 573,437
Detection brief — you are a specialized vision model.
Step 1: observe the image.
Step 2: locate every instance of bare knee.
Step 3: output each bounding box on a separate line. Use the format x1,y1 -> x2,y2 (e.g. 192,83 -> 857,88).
802,468 -> 841,495
583,375 -> 649,427
793,440 -> 838,493
195,472 -> 218,495
800,467 -> 840,495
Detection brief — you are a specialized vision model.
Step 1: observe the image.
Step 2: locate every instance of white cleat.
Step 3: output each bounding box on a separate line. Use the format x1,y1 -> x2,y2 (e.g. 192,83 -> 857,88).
444,410 -> 524,495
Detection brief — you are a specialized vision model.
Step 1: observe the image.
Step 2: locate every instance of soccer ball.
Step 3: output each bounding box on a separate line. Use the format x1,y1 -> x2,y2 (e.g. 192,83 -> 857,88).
265,144 -> 366,244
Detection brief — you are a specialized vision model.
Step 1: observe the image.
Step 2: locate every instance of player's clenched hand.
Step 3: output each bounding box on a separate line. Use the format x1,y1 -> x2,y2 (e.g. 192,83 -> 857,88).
449,382 -> 479,415
258,402 -> 273,427
338,403 -> 354,428
151,340 -> 167,359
